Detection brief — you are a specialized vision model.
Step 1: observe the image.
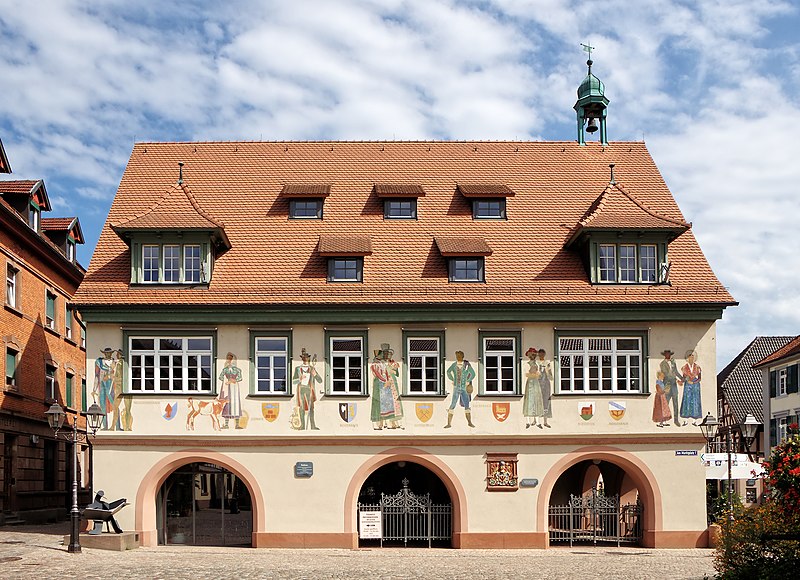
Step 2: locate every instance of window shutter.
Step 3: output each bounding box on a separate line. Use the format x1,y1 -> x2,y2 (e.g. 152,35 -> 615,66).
769,371 -> 777,398
787,364 -> 799,394
770,419 -> 777,448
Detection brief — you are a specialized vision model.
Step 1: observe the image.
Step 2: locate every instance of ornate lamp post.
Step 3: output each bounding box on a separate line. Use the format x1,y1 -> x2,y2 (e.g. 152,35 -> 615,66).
699,412 -> 734,524
741,413 -> 762,461
45,401 -> 104,553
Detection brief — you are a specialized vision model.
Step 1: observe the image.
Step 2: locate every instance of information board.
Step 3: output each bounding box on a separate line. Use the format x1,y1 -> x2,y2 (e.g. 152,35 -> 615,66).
359,511 -> 382,539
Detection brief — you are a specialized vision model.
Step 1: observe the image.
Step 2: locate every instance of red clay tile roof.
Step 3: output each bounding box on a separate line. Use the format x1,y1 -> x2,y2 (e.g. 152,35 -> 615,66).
318,235 -> 373,256
280,184 -> 331,197
0,179 -> 51,210
753,336 -> 800,368
457,184 -> 515,197
435,236 -> 493,256
42,217 -> 84,243
374,184 -> 426,197
74,141 -> 735,308
112,182 -> 225,232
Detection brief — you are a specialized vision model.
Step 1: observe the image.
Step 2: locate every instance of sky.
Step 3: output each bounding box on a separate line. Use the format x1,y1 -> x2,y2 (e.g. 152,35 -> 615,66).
1,0 -> 798,366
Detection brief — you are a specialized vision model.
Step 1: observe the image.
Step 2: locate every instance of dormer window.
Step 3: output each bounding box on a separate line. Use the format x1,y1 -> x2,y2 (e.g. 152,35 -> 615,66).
29,203 -> 40,231
67,239 -> 76,262
328,258 -> 363,282
373,184 -> 425,220
318,235 -> 371,283
597,242 -> 663,284
290,199 -> 324,219
435,236 -> 492,283
281,184 -> 331,220
139,242 -> 207,284
384,199 -> 416,219
449,258 -> 484,282
456,184 -> 514,220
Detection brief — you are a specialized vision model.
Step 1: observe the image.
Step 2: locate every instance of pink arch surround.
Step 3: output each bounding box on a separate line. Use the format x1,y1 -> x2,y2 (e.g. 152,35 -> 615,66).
134,449 -> 266,547
344,447 -> 468,548
536,446 -> 664,548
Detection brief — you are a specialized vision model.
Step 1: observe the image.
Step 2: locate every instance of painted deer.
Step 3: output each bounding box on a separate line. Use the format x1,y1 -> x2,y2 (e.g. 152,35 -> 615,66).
186,397 -> 225,431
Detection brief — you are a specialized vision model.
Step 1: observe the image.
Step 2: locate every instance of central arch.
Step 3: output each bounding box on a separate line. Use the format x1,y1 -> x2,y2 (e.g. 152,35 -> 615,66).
344,447 -> 468,548
135,450 -> 266,547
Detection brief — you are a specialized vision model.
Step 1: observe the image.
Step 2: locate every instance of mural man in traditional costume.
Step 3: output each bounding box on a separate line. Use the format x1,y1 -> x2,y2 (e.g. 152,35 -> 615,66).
292,348 -> 321,430
445,350 -> 475,428
659,349 -> 683,427
370,344 -> 403,429
219,352 -> 244,429
93,347 -> 115,429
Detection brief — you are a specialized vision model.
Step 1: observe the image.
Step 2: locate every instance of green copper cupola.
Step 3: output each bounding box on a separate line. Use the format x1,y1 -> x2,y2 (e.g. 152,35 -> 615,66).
574,47 -> 609,146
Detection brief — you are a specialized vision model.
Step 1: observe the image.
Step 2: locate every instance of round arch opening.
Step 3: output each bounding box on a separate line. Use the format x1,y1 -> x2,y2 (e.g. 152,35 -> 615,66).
156,462 -> 253,547
357,461 -> 453,548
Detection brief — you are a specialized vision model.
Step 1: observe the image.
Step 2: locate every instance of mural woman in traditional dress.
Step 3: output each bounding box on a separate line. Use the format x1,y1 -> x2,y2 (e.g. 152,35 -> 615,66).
652,371 -> 672,427
522,347 -> 544,428
370,344 -> 403,429
679,350 -> 702,425
536,348 -> 554,428
219,352 -> 243,429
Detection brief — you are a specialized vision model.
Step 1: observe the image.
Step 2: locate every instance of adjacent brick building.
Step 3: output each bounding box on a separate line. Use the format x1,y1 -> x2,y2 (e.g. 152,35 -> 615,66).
1,143 -> 88,524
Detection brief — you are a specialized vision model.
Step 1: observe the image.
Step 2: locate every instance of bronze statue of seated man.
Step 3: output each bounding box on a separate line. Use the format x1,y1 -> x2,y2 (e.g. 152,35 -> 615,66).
83,490 -> 128,535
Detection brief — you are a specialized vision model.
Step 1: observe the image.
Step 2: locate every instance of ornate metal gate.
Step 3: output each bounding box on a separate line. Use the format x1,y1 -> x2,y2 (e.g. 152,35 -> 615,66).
358,478 -> 452,547
548,490 -> 642,546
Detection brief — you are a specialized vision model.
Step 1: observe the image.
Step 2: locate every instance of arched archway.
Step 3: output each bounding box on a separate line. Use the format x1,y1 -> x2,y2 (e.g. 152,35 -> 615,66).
537,446 -> 663,548
344,448 -> 468,548
135,450 -> 266,547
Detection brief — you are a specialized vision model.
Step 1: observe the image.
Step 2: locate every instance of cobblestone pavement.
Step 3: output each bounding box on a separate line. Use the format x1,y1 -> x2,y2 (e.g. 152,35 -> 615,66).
0,523 -> 716,579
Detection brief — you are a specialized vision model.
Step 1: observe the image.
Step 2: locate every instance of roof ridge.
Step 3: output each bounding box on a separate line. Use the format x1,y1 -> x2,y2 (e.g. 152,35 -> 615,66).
613,181 -> 691,228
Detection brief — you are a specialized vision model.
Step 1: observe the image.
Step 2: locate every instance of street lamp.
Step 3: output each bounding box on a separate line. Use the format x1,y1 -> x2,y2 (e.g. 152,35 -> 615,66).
741,413 -> 762,461
45,401 -> 104,553
699,413 -> 733,525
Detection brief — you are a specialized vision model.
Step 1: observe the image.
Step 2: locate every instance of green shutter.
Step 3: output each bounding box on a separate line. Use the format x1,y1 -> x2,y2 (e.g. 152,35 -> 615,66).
46,293 -> 55,320
66,375 -> 73,407
81,378 -> 87,411
5,350 -> 15,383
770,419 -> 777,448
787,365 -> 799,394
769,371 -> 777,398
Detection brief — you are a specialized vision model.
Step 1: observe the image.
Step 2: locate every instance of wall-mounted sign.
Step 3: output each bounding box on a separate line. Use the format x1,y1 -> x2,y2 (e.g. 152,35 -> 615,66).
359,510 -> 382,539
675,450 -> 698,456
520,478 -> 539,488
294,462 -> 313,478
746,479 -> 756,487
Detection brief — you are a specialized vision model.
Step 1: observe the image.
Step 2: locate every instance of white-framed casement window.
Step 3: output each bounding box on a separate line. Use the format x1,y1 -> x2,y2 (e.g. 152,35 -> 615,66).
406,335 -> 442,394
480,333 -> 520,394
253,336 -> 290,394
65,305 -> 73,340
777,417 -> 788,444
143,244 -> 160,282
128,336 -> 213,393
140,243 -> 205,284
619,245 -> 637,283
640,244 -> 657,282
598,244 -> 617,282
778,368 -> 787,396
596,242 -> 664,285
558,335 -> 644,393
184,245 -> 202,283
67,239 -> 76,262
6,264 -> 17,308
163,244 -> 181,282
5,347 -> 18,390
45,364 -> 56,400
80,323 -> 86,349
328,334 -> 366,394
45,290 -> 56,330
29,203 -> 40,231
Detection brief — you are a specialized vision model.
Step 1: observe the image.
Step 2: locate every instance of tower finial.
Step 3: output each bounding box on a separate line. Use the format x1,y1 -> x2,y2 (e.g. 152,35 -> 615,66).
581,42 -> 595,73
178,161 -> 184,185
574,43 -> 609,147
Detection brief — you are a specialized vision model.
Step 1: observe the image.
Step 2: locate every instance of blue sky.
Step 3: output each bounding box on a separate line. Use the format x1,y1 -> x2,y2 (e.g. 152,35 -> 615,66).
1,0 -> 799,365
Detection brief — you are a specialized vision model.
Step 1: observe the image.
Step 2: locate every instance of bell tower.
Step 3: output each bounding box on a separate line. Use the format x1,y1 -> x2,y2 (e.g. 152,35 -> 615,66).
574,44 -> 609,146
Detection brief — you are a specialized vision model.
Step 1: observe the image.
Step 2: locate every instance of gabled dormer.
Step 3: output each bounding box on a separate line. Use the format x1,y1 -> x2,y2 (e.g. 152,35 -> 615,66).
41,217 -> 84,263
112,169 -> 230,286
565,167 -> 690,285
0,179 -> 51,231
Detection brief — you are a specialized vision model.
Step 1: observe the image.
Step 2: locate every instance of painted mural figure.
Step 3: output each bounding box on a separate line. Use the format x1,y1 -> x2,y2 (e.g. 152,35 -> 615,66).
110,349 -> 132,431
536,349 -> 554,427
679,350 -> 703,425
292,348 -> 321,430
93,347 -> 115,429
445,351 -> 475,428
659,349 -> 683,427
522,347 -> 544,428
219,352 -> 243,429
652,370 -> 672,427
370,344 -> 403,429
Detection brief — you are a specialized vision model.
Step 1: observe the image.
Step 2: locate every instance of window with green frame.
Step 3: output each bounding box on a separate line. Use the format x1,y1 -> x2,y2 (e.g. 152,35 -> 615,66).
325,330 -> 368,395
66,373 -> 74,408
478,330 -> 522,395
402,330 -> 445,395
249,330 -> 292,395
5,347 -> 18,390
45,290 -> 56,329
130,236 -> 212,285
592,241 -> 665,284
556,331 -> 648,394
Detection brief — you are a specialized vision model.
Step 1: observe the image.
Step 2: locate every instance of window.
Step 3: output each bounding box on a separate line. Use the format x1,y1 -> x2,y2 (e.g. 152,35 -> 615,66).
328,258 -> 363,282
66,373 -> 74,408
143,245 -> 160,282
45,364 -> 56,400
640,244 -> 657,282
67,239 -> 75,262
777,417 -> 788,444
289,199 -> 323,219
128,336 -> 213,393
328,334 -> 366,394
184,245 -> 202,283
558,335 -> 644,393
481,335 -> 519,394
163,245 -> 180,282
253,336 -> 289,394
599,244 -> 616,282
139,243 -> 207,284
448,258 -> 485,282
472,199 -> 506,219
65,305 -> 73,340
80,323 -> 86,349
6,264 -> 17,308
5,347 -> 18,389
45,291 -> 56,330
619,245 -> 636,283
81,377 -> 87,411
29,204 -> 40,231
406,335 -> 443,394
778,369 -> 787,396
384,199 -> 417,219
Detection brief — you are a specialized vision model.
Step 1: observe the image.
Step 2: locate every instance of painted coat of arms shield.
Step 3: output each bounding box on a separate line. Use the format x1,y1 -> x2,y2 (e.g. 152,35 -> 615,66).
492,402 -> 510,422
162,402 -> 178,421
262,402 -> 279,422
609,401 -> 626,421
579,402 -> 594,421
415,403 -> 433,423
339,402 -> 357,423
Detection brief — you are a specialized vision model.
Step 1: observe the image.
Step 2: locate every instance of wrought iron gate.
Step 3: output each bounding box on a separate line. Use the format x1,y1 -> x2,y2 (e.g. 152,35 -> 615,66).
548,490 -> 642,546
358,478 -> 452,547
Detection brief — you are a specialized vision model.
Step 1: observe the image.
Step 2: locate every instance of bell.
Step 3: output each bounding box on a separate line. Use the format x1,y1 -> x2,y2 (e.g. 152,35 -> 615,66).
586,117 -> 598,133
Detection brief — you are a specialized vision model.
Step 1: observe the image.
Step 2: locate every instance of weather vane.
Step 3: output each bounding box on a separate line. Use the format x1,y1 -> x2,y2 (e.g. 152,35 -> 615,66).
580,42 -> 595,60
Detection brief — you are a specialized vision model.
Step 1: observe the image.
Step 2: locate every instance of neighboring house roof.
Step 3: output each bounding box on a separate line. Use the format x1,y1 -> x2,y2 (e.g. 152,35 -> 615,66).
753,336 -> 800,368
75,140 -> 736,308
718,336 -> 795,423
0,179 -> 51,210
42,217 -> 85,243
0,138 -> 10,173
